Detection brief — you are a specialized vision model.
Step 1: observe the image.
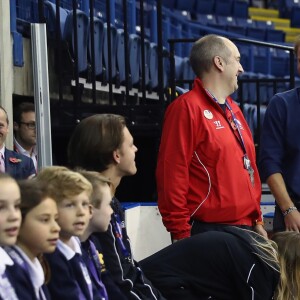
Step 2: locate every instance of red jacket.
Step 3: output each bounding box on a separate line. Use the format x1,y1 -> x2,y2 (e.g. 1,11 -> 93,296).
156,78 -> 262,240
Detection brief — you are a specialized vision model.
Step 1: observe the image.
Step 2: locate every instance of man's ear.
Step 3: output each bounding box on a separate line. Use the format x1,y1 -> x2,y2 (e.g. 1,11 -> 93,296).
214,56 -> 224,72
112,149 -> 121,164
89,204 -> 93,218
13,121 -> 19,131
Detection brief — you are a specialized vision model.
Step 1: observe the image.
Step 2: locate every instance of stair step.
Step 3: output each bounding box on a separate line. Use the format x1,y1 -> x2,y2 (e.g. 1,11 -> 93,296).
250,15 -> 290,27
275,26 -> 300,43
249,7 -> 279,18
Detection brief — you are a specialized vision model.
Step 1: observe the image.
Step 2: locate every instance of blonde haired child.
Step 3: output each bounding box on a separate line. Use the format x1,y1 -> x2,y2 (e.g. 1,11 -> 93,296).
37,166 -> 94,300
79,171 -> 115,300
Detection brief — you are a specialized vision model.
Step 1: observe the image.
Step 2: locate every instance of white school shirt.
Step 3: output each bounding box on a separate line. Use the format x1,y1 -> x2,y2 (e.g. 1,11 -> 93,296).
0,247 -> 18,300
12,246 -> 46,300
57,237 -> 93,299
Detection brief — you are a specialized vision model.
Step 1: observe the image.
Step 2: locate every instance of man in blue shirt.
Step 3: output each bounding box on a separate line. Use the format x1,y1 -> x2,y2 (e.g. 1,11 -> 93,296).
260,36 -> 300,232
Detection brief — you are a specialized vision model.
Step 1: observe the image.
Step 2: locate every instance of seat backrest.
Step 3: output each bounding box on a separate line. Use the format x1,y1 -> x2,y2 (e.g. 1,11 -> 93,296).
196,14 -> 217,25
116,28 -> 125,83
88,17 -> 104,76
176,0 -> 196,11
232,1 -> 249,19
129,33 -> 141,86
235,17 -> 255,28
182,57 -> 195,89
246,27 -> 266,41
217,16 -> 236,26
291,6 -> 300,28
44,1 -> 68,38
195,0 -> 215,15
255,20 -> 274,29
265,29 -> 285,42
149,43 -> 158,89
63,9 -> 89,73
103,23 -> 118,80
215,0 -> 233,16
140,39 -> 150,88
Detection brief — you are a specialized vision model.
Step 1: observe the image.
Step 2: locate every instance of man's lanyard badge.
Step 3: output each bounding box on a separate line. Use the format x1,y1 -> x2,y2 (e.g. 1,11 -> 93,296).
206,90 -> 255,186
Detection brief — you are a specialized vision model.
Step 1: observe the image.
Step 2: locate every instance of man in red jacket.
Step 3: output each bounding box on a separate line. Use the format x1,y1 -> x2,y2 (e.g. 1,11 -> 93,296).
156,34 -> 266,241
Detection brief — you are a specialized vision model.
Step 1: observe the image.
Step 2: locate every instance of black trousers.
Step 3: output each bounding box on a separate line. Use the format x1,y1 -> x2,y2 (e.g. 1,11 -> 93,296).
191,220 -> 253,236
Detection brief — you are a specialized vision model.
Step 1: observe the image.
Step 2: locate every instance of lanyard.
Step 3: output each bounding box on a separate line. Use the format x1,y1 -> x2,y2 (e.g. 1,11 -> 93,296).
206,90 -> 255,184
112,213 -> 132,262
225,101 -> 247,155
77,255 -> 93,300
86,241 -> 108,300
206,89 -> 248,156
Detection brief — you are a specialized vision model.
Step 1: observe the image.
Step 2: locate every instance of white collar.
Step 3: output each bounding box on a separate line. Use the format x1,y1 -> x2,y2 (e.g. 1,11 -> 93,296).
13,246 -> 45,299
14,138 -> 37,157
0,146 -> 5,159
0,247 -> 14,276
57,237 -> 82,261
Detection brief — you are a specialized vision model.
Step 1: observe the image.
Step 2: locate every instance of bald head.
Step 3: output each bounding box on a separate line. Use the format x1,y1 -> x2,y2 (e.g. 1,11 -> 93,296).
190,35 -> 233,78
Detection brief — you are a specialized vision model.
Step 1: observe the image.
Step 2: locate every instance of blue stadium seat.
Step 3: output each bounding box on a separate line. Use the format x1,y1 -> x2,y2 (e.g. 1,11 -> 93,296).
235,17 -> 255,28
149,42 -> 158,90
128,33 -> 141,86
176,0 -> 196,11
227,25 -> 247,36
265,28 -> 285,42
116,28 -> 125,84
253,47 -> 271,75
291,6 -> 300,28
232,1 -> 249,19
237,44 -> 253,73
196,14 -> 217,26
103,23 -> 118,80
115,30 -> 141,87
44,1 -> 68,38
182,57 -> 195,89
217,16 -> 236,26
253,105 -> 267,131
195,0 -> 215,15
63,9 -> 89,73
163,47 -> 170,89
140,39 -> 150,88
89,17 -> 104,77
162,0 -> 176,9
278,0 -> 300,17
246,27 -> 266,41
270,49 -> 289,77
174,55 -> 184,80
243,103 -> 256,136
215,0 -> 233,16
255,20 -> 274,29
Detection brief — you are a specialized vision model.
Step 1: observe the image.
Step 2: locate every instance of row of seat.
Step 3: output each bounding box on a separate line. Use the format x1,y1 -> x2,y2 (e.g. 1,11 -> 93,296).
13,0 -> 298,102
195,14 -> 285,42
170,9 -> 286,43
163,0 -> 249,19
43,1 -> 171,91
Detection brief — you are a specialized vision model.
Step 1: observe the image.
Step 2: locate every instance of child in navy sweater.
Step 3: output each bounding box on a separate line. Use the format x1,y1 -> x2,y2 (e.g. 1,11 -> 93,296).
6,179 -> 60,300
79,171 -> 127,300
0,173 -> 35,300
37,166 -> 94,300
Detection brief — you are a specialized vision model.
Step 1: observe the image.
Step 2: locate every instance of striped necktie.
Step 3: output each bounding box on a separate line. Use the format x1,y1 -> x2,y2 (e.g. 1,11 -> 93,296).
0,154 -> 5,173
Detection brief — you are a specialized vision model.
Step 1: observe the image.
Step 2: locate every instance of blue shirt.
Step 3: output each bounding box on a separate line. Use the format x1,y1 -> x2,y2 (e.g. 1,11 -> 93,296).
260,87 -> 300,201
